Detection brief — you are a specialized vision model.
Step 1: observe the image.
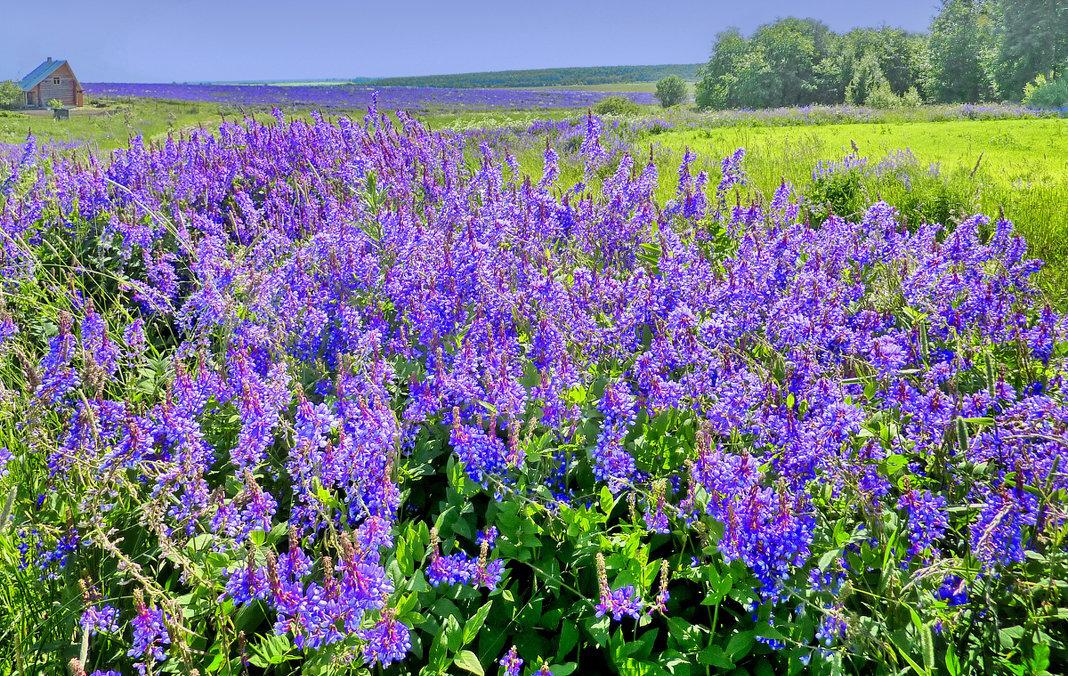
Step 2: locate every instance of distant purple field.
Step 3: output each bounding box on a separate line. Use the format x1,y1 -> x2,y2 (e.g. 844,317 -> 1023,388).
82,82 -> 655,110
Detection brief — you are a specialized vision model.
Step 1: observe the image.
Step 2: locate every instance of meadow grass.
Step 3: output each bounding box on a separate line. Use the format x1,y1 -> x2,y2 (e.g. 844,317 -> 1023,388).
0,99 -> 237,152
638,118 -> 1068,304
4,99 -> 1064,300
0,98 -> 584,152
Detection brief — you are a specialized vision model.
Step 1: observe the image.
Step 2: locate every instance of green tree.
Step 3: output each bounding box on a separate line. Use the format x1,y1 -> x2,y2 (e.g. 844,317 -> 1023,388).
1023,73 -> 1068,109
839,28 -> 931,96
750,17 -> 839,107
0,81 -> 23,110
696,19 -> 841,110
995,0 -> 1068,100
845,52 -> 890,105
928,0 -> 998,102
654,75 -> 688,107
695,28 -> 750,109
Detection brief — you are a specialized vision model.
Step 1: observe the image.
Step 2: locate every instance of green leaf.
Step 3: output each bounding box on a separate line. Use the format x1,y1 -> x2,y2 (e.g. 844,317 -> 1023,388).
600,485 -> 615,515
443,614 -> 463,653
882,454 -> 909,475
586,615 -> 611,647
726,631 -> 754,661
463,600 -> 493,645
697,645 -> 733,669
557,620 -> 579,660
998,625 -> 1025,648
453,650 -> 485,676
945,646 -> 961,676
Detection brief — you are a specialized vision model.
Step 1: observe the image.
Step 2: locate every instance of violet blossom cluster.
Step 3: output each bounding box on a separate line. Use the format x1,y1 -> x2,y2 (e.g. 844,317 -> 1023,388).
0,100 -> 1065,671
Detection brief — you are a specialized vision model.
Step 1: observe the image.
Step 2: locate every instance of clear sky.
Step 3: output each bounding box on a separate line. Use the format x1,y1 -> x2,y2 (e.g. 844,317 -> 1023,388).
2,0 -> 939,83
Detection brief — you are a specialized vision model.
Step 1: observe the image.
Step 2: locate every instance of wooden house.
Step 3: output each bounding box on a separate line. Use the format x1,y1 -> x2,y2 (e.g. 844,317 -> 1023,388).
19,58 -> 85,108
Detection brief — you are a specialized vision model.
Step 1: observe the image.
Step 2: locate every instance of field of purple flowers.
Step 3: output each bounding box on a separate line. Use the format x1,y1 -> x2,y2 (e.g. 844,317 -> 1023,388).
0,106 -> 1065,675
83,82 -> 656,110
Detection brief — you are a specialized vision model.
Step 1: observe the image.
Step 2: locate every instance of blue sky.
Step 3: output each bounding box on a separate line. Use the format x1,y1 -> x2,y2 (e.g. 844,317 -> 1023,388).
3,1 -> 938,82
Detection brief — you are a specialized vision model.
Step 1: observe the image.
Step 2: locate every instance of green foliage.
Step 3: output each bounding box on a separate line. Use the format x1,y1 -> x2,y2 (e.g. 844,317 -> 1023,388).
837,28 -> 931,98
47,99 -> 64,110
1023,73 -> 1068,110
845,52 -> 891,105
693,1 -> 1068,108
928,0 -> 999,103
865,81 -> 905,109
0,82 -> 23,110
695,28 -> 749,110
654,76 -> 688,108
696,20 -> 930,111
0,82 -> 22,109
901,86 -> 924,107
994,0 -> 1068,100
373,64 -> 701,89
592,95 -> 641,116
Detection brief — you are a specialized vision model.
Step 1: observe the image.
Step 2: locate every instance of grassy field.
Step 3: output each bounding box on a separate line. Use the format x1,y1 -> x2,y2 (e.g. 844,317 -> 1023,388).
0,99 -> 581,152
637,118 -> 1068,303
0,99 -> 233,152
3,98 -> 1064,301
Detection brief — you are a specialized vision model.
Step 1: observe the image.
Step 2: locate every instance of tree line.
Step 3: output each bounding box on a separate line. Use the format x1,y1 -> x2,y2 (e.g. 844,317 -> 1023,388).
374,64 -> 701,90
695,0 -> 1068,110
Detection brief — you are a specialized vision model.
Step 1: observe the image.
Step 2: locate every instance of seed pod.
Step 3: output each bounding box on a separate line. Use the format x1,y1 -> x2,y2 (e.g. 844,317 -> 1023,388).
956,417 -> 969,454
984,351 -> 995,398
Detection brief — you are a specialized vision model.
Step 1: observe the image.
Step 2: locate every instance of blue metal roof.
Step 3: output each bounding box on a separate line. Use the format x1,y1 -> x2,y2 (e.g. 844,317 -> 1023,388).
19,59 -> 67,91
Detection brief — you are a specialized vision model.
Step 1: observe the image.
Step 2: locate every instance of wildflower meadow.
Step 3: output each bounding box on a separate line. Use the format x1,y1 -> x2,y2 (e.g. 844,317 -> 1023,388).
0,101 -> 1065,675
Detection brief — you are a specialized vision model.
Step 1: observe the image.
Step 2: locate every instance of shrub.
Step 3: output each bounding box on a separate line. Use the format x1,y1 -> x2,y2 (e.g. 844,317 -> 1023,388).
901,86 -> 924,107
865,81 -> 904,109
47,98 -> 64,110
592,95 -> 641,116
1023,73 -> 1068,110
654,75 -> 688,107
0,81 -> 22,110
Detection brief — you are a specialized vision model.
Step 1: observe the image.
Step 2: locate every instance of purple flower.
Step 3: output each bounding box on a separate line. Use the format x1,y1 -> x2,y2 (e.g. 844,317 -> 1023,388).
358,612 -> 411,667
0,315 -> 17,351
897,489 -> 948,559
970,490 -> 1036,568
717,148 -> 747,198
499,645 -> 523,676
937,575 -> 969,606
595,585 -> 644,622
128,591 -> 169,675
81,604 -> 121,636
593,381 -> 638,491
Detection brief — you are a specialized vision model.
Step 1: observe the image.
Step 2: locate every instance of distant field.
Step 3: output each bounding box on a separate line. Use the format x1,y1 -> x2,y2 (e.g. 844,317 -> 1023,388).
536,81 -> 663,93
372,63 -> 700,89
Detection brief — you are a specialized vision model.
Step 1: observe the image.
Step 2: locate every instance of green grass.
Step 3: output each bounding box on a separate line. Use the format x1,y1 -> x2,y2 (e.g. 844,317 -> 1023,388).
0,99 -> 237,152
0,99 -> 583,153
637,118 -> 1068,303
532,81 -> 663,93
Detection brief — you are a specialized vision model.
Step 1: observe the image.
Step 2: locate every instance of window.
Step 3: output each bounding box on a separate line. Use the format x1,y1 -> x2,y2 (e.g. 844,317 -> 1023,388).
53,77 -> 61,85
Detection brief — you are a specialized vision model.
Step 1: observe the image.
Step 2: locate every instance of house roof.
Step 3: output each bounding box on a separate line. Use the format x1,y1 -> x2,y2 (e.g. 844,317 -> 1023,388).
19,59 -> 69,91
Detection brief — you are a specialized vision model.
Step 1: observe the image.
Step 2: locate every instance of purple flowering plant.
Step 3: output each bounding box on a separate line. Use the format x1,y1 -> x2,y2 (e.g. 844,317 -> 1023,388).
0,102 -> 1064,675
